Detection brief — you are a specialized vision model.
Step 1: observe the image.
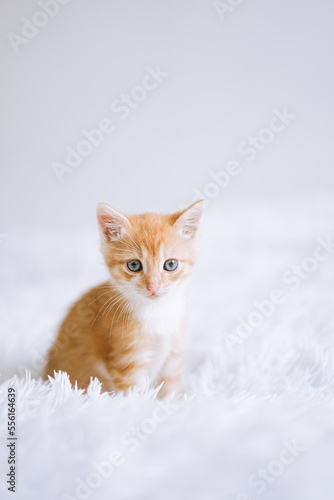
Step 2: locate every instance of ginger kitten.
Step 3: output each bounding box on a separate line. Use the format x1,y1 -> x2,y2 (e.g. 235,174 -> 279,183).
44,200 -> 204,396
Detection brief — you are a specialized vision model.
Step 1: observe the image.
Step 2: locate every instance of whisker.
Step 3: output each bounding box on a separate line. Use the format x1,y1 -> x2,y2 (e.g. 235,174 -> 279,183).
88,289 -> 125,331
87,288 -> 112,305
103,294 -> 125,318
108,295 -> 129,347
103,290 -> 127,315
89,296 -> 115,331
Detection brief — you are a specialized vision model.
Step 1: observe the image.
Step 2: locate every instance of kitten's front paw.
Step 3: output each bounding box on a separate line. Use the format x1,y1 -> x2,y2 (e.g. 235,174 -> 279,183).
110,367 -> 150,393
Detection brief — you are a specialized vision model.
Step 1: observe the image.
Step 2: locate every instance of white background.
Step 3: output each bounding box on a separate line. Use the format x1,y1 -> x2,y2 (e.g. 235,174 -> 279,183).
1,3 -> 334,500
1,0 -> 333,231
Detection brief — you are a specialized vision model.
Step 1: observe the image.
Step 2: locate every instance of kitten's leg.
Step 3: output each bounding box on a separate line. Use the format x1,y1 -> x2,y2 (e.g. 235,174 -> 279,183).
158,350 -> 183,398
107,363 -> 150,393
105,327 -> 151,393
92,363 -> 115,393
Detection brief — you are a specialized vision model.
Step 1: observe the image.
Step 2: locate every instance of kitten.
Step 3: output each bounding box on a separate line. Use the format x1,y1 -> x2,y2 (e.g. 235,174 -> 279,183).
44,200 -> 204,397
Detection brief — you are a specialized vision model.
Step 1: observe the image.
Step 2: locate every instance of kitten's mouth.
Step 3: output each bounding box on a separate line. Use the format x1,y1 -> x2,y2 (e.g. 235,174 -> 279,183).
145,290 -> 164,299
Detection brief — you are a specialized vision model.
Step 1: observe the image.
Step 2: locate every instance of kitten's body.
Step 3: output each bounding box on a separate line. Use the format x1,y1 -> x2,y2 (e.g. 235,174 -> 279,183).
44,202 -> 204,396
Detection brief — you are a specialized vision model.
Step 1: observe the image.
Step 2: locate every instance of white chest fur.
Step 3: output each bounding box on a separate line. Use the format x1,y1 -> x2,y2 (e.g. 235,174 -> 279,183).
132,290 -> 186,336
130,289 -> 187,381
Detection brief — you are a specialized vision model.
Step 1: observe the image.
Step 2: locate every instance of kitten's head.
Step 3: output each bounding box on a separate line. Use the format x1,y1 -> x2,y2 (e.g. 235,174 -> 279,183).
97,201 -> 204,301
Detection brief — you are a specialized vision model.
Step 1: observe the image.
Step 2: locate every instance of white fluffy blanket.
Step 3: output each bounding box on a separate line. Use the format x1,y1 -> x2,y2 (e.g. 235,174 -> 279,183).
1,199 -> 334,500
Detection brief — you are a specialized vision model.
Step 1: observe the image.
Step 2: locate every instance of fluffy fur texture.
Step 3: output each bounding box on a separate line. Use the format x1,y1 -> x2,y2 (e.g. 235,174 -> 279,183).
44,201 -> 204,395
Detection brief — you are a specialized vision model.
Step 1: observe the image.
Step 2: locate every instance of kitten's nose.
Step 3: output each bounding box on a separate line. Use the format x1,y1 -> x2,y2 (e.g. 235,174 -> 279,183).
146,283 -> 160,295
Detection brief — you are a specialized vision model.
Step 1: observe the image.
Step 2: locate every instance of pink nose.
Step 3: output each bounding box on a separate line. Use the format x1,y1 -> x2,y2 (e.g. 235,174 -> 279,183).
147,284 -> 160,295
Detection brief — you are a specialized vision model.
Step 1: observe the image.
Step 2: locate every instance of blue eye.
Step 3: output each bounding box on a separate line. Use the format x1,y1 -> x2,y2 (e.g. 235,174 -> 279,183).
163,259 -> 178,271
127,260 -> 142,272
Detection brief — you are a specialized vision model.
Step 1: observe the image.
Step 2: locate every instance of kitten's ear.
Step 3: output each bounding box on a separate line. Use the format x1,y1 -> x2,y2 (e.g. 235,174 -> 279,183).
172,200 -> 205,239
97,203 -> 130,241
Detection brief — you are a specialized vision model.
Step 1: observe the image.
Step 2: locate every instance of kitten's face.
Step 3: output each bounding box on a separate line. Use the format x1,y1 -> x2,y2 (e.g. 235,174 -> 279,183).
97,202 -> 204,301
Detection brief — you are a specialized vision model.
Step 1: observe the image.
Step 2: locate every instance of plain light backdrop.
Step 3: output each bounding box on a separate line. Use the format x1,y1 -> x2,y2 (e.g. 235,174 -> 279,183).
0,0 -> 333,231
1,8 -> 334,498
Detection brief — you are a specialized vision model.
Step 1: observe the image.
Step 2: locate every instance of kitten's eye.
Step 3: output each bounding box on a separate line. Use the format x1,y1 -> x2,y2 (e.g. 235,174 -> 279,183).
163,259 -> 178,271
127,260 -> 142,272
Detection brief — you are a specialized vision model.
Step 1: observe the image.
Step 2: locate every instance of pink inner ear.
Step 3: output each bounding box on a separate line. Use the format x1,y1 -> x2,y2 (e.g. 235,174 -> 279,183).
97,205 -> 129,240
177,201 -> 204,238
98,214 -> 112,237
